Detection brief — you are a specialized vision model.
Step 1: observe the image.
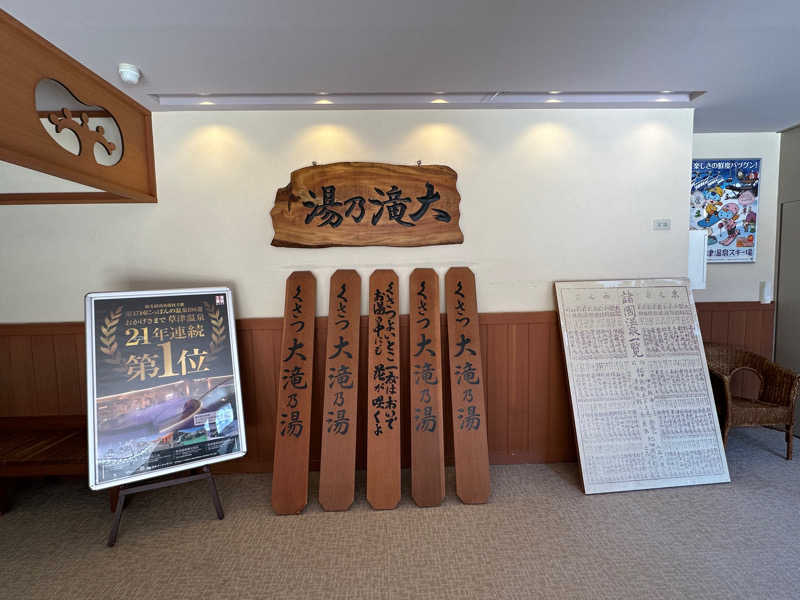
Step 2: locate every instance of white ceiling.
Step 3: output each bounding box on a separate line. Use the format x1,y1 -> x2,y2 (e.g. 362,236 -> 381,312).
5,0 -> 800,132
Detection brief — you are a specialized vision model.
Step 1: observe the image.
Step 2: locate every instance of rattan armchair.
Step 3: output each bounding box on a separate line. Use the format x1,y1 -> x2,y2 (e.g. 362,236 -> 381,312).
704,342 -> 799,460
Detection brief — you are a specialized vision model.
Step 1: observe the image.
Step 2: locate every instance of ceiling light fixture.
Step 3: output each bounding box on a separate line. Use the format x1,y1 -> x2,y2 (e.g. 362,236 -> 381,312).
153,91 -> 696,109
548,91 -> 561,94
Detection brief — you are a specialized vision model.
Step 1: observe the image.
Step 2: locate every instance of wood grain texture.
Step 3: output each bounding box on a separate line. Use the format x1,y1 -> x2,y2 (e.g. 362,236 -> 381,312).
270,162 -> 463,248
366,270 -> 401,509
318,270 -> 361,511
0,302 -> 773,474
408,268 -> 445,507
271,272 -> 316,515
0,10 -> 156,203
444,267 -> 490,504
0,192 -> 143,205
695,301 -> 775,398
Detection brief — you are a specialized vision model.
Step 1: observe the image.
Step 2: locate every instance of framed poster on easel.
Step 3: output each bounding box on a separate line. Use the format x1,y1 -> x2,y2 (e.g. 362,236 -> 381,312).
85,287 -> 246,491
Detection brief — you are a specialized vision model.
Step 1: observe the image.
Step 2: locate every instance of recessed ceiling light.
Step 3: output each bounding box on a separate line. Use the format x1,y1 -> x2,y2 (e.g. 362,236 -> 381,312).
548,91 -> 561,95
153,91 -> 696,108
660,90 -> 673,94
433,91 -> 446,94
317,91 -> 329,96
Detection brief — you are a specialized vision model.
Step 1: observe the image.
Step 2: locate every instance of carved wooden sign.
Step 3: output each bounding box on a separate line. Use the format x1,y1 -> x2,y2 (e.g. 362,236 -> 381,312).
409,268 -> 446,507
318,270 -> 361,511
445,267 -> 490,504
270,162 -> 463,248
366,270 -> 401,509
271,271 -> 316,515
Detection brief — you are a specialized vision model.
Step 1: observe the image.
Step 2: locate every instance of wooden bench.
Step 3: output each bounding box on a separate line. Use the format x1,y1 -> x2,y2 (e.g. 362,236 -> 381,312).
0,416 -> 87,513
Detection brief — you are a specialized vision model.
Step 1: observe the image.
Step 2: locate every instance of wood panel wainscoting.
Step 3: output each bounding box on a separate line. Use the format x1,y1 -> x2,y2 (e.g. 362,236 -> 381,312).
0,302 -> 775,474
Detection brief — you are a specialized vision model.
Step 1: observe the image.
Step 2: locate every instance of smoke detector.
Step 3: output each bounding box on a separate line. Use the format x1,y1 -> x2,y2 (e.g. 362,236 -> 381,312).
118,63 -> 141,85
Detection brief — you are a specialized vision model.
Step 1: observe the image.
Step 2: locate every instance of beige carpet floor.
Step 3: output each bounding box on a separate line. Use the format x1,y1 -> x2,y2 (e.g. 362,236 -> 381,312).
1,427 -> 799,600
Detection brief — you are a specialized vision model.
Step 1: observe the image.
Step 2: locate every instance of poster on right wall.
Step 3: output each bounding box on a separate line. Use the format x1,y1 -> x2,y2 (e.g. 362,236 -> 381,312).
690,158 -> 760,263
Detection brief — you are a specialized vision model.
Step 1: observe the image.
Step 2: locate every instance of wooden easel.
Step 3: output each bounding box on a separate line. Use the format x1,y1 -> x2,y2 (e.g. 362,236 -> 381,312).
107,465 -> 223,547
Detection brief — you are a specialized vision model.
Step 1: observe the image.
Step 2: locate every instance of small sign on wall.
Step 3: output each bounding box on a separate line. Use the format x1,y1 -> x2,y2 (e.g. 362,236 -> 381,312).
270,162 -> 464,248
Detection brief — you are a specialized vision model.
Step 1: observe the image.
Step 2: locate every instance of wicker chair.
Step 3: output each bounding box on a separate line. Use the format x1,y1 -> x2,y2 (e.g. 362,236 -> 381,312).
704,342 -> 799,459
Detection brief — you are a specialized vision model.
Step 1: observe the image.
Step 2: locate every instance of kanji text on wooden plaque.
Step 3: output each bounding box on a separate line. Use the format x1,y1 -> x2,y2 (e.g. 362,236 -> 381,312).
367,269 -> 401,509
270,162 -> 464,248
445,267 -> 490,504
318,270 -> 361,511
271,271 -> 316,515
409,268 -> 446,507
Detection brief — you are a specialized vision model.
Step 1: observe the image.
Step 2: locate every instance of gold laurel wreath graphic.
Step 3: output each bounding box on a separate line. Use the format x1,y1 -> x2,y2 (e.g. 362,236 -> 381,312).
204,302 -> 228,357
98,305 -> 126,372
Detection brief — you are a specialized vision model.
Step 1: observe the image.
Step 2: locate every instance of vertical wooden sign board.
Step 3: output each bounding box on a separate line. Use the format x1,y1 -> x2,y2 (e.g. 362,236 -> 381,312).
319,270 -> 361,511
445,267 -> 490,504
367,270 -> 401,510
272,271 -> 316,515
409,269 -> 446,507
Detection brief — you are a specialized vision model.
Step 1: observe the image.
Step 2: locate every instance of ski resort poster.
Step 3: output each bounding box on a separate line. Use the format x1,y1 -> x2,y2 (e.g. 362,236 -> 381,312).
690,158 -> 760,263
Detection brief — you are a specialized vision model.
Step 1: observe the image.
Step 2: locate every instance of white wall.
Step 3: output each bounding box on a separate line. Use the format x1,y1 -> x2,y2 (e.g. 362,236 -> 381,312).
0,108 -> 693,322
691,132 -> 781,302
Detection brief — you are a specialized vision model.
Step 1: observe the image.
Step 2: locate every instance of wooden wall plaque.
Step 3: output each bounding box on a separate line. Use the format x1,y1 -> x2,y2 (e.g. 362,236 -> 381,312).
408,268 -> 446,507
0,10 -> 156,204
270,162 -> 463,248
366,269 -> 401,509
445,267 -> 490,504
318,270 -> 361,511
271,271 -> 316,514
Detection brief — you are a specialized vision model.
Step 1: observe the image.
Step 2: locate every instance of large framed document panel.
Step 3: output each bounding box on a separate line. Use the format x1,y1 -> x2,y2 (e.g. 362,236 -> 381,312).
85,287 -> 247,490
555,278 -> 730,494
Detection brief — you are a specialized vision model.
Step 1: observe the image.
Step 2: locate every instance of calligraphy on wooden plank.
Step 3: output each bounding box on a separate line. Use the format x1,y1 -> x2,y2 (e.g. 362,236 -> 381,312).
271,271 -> 316,515
270,162 -> 463,248
409,268 -> 446,507
318,270 -> 361,511
445,267 -> 490,504
366,269 -> 402,509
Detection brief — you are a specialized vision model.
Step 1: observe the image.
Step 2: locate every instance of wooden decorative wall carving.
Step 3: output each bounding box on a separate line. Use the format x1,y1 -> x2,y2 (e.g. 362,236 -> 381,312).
270,162 -> 463,248
46,108 -> 116,164
0,10 -> 157,204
